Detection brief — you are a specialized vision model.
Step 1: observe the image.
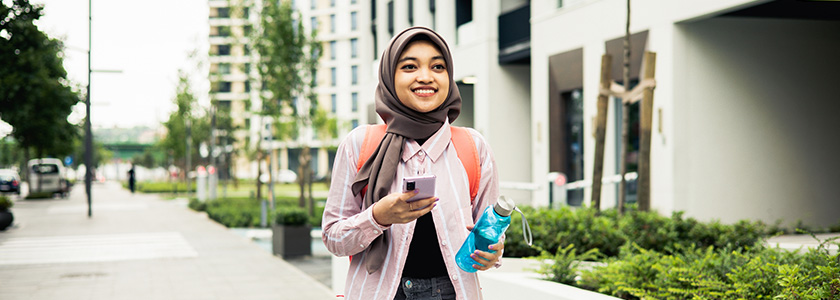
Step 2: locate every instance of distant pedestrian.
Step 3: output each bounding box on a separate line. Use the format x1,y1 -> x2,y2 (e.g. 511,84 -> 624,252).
127,165 -> 136,193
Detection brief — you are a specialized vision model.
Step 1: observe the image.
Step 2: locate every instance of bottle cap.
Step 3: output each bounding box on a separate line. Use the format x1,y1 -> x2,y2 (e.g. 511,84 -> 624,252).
494,195 -> 515,217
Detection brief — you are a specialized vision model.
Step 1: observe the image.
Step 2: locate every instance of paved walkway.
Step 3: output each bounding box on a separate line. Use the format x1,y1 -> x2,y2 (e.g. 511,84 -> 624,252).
0,181 -> 334,300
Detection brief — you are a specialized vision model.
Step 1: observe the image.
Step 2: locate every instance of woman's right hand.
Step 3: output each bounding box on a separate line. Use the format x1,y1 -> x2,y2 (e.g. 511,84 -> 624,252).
371,190 -> 438,226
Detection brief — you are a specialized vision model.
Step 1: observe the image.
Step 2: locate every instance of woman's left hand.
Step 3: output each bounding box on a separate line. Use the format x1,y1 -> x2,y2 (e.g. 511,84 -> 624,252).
465,225 -> 504,271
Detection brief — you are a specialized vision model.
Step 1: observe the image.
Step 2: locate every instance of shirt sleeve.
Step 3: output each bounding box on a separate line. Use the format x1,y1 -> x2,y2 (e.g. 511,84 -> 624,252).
321,127 -> 391,257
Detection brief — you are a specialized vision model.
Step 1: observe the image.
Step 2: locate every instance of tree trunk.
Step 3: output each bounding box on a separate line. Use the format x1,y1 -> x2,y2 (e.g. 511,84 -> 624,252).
618,0 -> 631,214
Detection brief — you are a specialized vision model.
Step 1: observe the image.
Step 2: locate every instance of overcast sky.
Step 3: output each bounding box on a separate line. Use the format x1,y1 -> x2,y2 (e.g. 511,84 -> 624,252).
31,0 -> 210,129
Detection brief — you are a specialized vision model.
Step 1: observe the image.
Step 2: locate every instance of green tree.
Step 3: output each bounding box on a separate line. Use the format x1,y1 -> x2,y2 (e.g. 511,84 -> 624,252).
252,0 -> 326,215
158,72 -> 210,180
0,0 -> 81,160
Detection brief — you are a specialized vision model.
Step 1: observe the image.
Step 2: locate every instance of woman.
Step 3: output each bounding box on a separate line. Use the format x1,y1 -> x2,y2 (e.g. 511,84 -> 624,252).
322,26 -> 503,300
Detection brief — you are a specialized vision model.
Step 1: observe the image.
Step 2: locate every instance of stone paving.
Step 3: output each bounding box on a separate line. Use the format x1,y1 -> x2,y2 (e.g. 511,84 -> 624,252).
0,181 -> 334,300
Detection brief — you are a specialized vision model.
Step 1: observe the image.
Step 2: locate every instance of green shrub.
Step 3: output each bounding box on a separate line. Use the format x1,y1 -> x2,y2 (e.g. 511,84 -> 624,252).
0,196 -> 12,210
535,244 -> 602,285
575,237 -> 840,300
136,181 -> 194,193
25,191 -> 53,199
273,207 -> 308,226
188,198 -> 206,212
199,196 -> 326,228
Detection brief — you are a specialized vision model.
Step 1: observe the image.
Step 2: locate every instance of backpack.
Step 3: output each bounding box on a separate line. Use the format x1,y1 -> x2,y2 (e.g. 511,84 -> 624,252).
356,124 -> 480,203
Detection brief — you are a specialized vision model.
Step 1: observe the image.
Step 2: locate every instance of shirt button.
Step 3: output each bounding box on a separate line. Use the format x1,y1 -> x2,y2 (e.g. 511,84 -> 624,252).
441,241 -> 447,246
360,244 -> 365,248
452,275 -> 459,281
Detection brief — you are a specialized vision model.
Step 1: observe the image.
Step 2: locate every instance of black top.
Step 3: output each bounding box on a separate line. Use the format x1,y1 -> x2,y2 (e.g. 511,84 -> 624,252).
401,137 -> 448,278
401,213 -> 448,278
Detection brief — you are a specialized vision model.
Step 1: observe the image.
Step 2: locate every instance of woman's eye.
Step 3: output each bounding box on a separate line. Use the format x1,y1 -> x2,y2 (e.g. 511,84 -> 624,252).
400,64 -> 417,70
432,64 -> 446,70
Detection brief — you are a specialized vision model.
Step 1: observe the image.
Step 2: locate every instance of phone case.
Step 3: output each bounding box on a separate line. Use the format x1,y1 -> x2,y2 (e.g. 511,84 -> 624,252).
402,174 -> 436,202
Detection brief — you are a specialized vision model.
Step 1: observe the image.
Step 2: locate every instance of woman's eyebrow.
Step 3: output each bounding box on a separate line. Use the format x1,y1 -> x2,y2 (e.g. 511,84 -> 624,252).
397,56 -> 445,63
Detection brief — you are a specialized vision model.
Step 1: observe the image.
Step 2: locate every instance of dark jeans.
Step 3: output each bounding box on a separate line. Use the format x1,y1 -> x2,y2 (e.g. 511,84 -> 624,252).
393,276 -> 456,300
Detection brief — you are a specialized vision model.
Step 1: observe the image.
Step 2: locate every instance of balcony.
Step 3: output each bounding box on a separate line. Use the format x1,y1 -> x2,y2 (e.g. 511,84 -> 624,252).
498,4 -> 530,65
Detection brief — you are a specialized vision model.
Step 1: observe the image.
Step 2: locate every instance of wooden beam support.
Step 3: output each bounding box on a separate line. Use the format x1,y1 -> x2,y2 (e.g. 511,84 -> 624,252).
591,54 -> 612,210
637,51 -> 657,211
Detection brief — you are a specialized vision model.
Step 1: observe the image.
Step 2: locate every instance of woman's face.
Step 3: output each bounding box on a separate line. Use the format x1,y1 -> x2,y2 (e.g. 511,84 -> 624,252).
394,40 -> 450,113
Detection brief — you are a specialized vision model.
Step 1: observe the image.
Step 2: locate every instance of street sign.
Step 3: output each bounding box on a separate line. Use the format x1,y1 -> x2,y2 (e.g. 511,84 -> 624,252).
64,156 -> 73,166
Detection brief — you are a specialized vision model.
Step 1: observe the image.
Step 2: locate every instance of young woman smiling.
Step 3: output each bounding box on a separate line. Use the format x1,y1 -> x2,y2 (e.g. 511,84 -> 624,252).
322,27 -> 503,300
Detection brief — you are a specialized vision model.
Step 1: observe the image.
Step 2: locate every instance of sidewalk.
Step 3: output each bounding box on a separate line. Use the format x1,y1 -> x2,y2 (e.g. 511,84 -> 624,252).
0,181 -> 334,300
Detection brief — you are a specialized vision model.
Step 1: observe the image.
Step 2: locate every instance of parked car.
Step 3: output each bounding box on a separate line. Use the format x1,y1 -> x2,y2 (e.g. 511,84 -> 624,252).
0,169 -> 21,195
27,158 -> 69,197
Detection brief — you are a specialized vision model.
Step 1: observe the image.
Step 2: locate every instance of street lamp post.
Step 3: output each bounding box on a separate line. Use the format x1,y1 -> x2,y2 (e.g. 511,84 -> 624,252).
84,0 -> 93,218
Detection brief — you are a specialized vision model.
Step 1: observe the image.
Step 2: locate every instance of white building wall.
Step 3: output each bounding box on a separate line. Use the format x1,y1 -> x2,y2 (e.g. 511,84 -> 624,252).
672,17 -> 840,226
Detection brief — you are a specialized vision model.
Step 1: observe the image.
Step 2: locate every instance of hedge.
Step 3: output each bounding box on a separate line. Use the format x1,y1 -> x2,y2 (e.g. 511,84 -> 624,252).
189,196 -> 325,228
504,206 -> 840,299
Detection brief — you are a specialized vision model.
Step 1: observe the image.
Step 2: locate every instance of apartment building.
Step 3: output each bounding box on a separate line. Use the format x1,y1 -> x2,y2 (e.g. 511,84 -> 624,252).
208,0 -> 255,179
207,0 -> 369,180
362,0 -> 840,228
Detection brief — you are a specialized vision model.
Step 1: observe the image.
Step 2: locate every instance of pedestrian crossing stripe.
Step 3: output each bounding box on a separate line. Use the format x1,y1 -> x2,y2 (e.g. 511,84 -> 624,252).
0,232 -> 198,265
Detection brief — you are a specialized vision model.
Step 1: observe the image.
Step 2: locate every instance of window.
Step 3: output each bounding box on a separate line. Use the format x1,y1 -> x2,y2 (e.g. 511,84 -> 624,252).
351,38 -> 358,58
244,81 -> 251,92
218,63 -> 231,74
214,7 -> 230,19
244,63 -> 251,74
311,17 -> 318,31
330,41 -> 336,60
352,92 -> 358,112
456,0 -> 473,27
408,0 -> 414,26
311,0 -> 316,9
387,1 -> 394,35
242,7 -> 250,19
330,67 -> 337,86
351,65 -> 358,85
351,119 -> 359,128
352,0 -> 357,4
212,81 -> 232,93
216,44 -> 231,56
211,26 -> 230,37
330,14 -> 336,33
351,11 -> 358,31
243,25 -> 252,37
312,69 -> 318,87
330,0 -> 335,7
331,94 -> 337,113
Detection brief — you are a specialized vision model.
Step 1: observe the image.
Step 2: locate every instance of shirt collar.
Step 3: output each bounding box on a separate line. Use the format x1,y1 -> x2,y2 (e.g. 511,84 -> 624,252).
401,119 -> 452,163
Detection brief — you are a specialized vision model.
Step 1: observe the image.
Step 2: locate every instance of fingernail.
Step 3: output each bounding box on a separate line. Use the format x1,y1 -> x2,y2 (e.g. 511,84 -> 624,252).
470,254 -> 476,258
414,190 -> 419,194
489,245 -> 494,250
435,198 -> 439,201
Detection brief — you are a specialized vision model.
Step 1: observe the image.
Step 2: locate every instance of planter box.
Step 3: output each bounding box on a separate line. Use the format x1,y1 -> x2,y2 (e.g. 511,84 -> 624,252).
272,224 -> 311,258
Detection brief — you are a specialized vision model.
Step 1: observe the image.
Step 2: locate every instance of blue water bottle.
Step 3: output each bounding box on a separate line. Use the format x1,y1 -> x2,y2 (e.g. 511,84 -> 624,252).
456,196 -> 516,272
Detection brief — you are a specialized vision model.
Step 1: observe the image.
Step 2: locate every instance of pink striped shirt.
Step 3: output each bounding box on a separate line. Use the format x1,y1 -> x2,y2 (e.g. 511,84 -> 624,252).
322,121 -> 500,300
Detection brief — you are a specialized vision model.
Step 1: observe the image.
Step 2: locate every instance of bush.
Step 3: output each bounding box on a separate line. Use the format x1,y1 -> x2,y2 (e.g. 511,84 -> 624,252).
505,206 -> 769,259
0,196 -> 12,210
136,181 -> 194,193
188,198 -> 206,212
273,207 -> 308,226
577,237 -> 840,299
193,196 -> 326,228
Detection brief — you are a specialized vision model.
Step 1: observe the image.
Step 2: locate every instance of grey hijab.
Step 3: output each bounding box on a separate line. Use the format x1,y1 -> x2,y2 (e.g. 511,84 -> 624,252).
351,26 -> 461,274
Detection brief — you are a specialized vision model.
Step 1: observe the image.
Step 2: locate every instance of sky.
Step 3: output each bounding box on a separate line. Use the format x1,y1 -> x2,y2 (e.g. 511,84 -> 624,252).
30,0 -> 210,129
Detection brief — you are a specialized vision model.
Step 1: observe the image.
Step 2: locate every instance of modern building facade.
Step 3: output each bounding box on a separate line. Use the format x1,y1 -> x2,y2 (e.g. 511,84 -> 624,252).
359,0 -> 840,228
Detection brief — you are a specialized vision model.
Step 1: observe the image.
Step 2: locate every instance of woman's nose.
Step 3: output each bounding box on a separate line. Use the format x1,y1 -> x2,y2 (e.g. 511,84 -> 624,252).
416,67 -> 433,83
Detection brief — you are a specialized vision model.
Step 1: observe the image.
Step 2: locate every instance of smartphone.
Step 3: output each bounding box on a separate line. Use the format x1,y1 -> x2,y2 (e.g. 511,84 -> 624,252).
402,174 -> 436,202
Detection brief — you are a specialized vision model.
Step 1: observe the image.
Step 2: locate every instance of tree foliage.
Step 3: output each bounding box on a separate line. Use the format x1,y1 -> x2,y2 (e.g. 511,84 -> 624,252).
251,0 -> 330,214
158,72 -> 210,174
0,0 -> 81,158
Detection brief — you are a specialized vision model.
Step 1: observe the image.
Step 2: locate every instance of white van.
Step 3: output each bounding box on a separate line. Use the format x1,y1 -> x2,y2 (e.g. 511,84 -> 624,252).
28,158 -> 68,197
